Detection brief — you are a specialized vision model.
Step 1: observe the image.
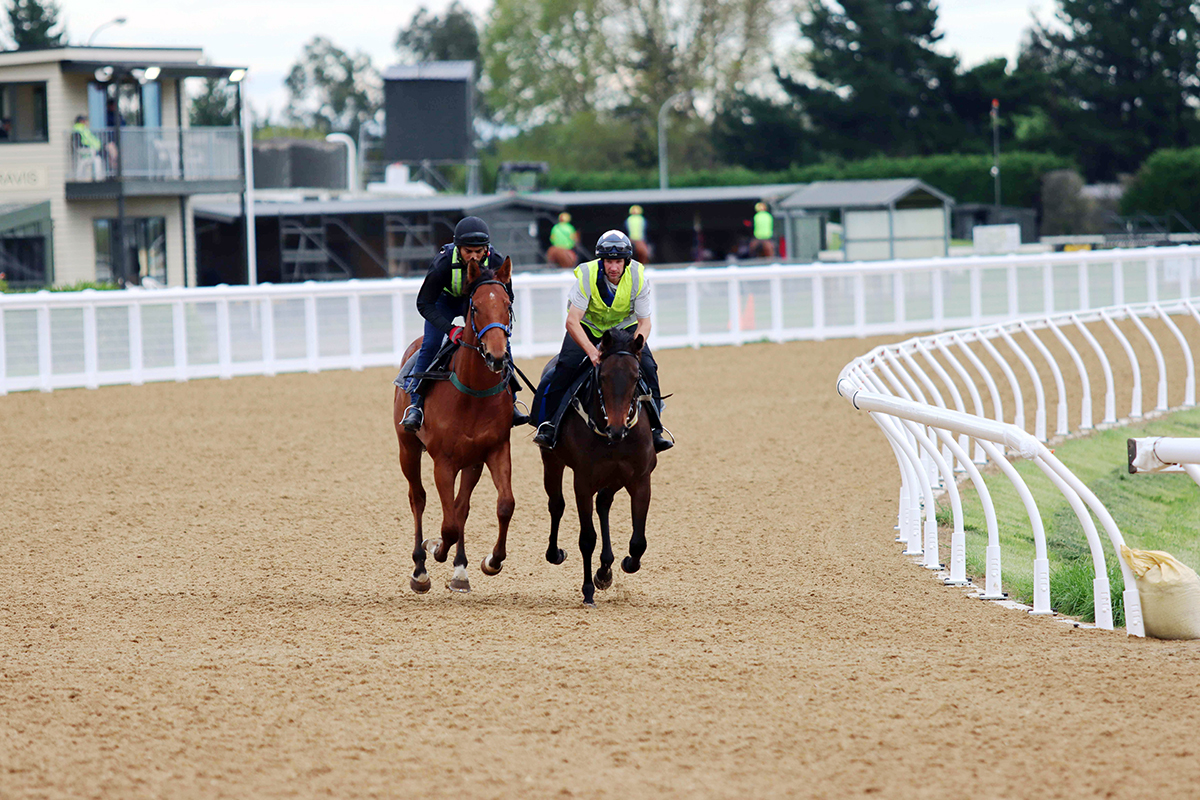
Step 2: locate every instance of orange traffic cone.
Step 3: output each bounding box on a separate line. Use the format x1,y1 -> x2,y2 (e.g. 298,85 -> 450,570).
741,294 -> 757,331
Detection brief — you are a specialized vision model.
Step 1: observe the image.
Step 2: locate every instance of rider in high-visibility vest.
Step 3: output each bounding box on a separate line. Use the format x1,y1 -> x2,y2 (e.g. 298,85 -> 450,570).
400,216 -> 529,431
72,114 -> 104,180
531,230 -> 672,452
626,205 -> 650,263
752,202 -> 775,258
547,212 -> 580,269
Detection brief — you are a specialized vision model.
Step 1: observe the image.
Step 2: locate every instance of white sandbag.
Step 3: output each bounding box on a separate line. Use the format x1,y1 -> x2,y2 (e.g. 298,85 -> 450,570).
1120,545 -> 1200,640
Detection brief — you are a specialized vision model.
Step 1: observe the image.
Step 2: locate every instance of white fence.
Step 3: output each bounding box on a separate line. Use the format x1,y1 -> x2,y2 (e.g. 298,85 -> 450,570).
837,296 -> 1200,637
6,246 -> 1200,395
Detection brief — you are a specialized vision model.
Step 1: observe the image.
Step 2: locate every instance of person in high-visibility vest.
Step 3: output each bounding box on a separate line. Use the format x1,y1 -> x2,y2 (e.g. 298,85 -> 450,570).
547,212 -> 580,269
752,201 -> 775,259
626,205 -> 650,264
531,230 -> 672,452
399,216 -> 529,432
71,114 -> 104,180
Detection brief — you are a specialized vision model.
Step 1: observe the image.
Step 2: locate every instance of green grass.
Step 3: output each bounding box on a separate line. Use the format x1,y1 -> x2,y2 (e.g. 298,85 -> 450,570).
947,407 -> 1200,625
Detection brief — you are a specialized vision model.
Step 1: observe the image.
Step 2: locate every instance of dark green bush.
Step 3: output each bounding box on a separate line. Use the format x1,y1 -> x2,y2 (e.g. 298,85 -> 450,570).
1120,147 -> 1200,230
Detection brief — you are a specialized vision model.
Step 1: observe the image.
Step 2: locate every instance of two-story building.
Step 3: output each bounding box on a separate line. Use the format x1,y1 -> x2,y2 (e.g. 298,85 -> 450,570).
0,45 -> 245,287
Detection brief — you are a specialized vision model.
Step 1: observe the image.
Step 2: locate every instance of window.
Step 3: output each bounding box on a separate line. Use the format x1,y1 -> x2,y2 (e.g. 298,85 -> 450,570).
94,217 -> 166,285
0,82 -> 49,143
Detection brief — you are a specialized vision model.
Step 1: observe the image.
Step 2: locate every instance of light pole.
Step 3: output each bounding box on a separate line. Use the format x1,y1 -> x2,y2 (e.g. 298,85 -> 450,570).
658,90 -> 691,190
990,98 -> 1001,209
87,17 -> 127,46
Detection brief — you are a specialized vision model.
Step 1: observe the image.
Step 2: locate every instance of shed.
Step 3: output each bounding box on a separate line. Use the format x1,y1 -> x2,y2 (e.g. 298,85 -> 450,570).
779,179 -> 954,261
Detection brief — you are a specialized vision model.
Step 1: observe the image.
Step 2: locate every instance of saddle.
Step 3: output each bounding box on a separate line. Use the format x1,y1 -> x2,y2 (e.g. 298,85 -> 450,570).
392,337 -> 460,394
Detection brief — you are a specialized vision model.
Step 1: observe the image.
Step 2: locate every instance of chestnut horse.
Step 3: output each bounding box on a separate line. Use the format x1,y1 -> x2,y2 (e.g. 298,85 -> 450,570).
540,328 -> 657,606
393,257 -> 516,594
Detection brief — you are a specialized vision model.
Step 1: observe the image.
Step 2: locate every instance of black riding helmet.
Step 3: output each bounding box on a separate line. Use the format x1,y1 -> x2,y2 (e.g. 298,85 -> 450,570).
454,216 -> 490,247
595,229 -> 633,264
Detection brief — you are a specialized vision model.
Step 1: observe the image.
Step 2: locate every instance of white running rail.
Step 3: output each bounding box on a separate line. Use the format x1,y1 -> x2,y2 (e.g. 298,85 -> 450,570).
4,245 -> 1200,394
1127,437 -> 1200,489
838,297 -> 1200,637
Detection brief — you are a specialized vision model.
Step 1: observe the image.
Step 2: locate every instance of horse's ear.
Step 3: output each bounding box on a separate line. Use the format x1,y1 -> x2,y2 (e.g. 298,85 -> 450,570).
633,334 -> 644,352
496,256 -> 512,284
600,329 -> 613,352
465,253 -> 482,286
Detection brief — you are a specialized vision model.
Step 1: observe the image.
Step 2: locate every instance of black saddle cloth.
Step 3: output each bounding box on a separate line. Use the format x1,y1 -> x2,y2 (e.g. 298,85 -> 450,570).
392,338 -> 460,393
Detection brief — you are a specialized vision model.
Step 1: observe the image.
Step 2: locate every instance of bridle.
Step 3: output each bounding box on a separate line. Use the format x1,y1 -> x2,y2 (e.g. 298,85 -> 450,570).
451,277 -> 514,398
572,349 -> 651,442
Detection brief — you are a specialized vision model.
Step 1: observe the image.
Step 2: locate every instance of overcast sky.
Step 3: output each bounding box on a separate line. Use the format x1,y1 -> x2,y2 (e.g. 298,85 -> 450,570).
59,0 -> 1053,121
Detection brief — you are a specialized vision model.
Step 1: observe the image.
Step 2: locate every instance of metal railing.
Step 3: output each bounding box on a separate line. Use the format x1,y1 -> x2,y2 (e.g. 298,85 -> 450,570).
67,126 -> 242,182
837,296 -> 1200,637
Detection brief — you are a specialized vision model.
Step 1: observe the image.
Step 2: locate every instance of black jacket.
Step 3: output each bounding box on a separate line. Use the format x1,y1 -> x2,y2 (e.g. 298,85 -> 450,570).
415,244 -> 509,334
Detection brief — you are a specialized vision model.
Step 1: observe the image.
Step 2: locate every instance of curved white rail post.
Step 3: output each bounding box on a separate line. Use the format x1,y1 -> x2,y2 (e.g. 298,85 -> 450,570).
1124,306 -> 1169,412
917,341 -> 972,471
839,383 -> 1054,615
1153,306 -> 1195,408
976,330 -> 1025,432
998,325 -> 1049,441
1100,309 -> 1143,419
1071,313 -> 1117,424
1019,320 -> 1069,436
1043,316 -> 1093,431
935,337 -> 990,463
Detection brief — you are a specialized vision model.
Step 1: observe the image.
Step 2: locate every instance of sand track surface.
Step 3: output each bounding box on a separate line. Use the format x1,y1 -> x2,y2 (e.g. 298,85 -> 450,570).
3,337 -> 1199,799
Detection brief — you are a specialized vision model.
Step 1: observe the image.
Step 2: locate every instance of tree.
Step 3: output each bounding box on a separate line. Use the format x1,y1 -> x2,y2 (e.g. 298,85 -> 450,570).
395,2 -> 480,64
284,36 -> 380,140
5,0 -> 67,49
780,0 -> 962,159
189,78 -> 237,127
1030,0 -> 1200,181
711,90 -> 817,171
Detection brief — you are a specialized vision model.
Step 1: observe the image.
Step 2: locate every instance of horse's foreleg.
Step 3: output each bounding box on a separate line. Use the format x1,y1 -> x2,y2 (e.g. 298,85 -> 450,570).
432,459 -> 470,592
593,487 -> 616,591
454,463 -> 484,528
542,452 -> 567,565
574,473 -> 598,606
622,478 -> 651,575
481,441 -> 514,576
399,441 -> 430,594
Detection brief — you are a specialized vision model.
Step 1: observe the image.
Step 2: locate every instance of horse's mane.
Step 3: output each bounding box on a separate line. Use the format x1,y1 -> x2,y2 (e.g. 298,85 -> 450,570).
465,267 -> 510,299
600,327 -> 637,358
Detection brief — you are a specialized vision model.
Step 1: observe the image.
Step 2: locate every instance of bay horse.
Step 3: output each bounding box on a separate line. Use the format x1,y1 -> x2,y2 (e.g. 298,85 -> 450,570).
541,328 -> 657,606
393,257 -> 516,594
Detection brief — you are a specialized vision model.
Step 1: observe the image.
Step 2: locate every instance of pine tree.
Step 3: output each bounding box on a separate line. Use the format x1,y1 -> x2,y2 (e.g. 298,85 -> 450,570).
189,78 -> 237,127
6,0 -> 68,50
782,0 -> 962,159
1033,0 -> 1200,180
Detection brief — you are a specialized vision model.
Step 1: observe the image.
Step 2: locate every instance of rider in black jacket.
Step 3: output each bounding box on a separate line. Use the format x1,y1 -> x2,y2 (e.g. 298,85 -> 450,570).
400,216 -> 530,431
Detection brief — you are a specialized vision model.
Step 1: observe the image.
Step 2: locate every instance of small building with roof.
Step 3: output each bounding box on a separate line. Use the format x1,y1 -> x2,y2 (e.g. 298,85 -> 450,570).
778,179 -> 954,261
0,45 -> 246,287
192,193 -> 565,284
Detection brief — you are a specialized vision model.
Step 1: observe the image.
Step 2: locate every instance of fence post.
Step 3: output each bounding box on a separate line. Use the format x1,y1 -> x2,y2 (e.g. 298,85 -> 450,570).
391,289 -> 406,366
348,290 -> 363,371
172,300 -> 188,382
727,271 -> 741,345
305,291 -> 319,373
970,265 -> 982,325
83,303 -> 98,389
770,272 -> 783,342
261,296 -> 276,376
686,276 -> 700,348
854,273 -> 866,337
813,275 -> 825,341
37,303 -> 51,392
128,301 -> 144,386
519,286 -> 534,359
1078,260 -> 1089,311
216,297 -> 232,379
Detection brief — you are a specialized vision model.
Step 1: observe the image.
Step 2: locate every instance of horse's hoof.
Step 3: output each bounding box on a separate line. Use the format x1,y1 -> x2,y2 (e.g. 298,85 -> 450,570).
410,574 -> 431,594
583,600 -> 596,608
448,578 -> 471,593
481,555 -> 502,576
621,556 -> 640,574
594,567 -> 612,591
423,538 -> 447,563
546,548 -> 567,565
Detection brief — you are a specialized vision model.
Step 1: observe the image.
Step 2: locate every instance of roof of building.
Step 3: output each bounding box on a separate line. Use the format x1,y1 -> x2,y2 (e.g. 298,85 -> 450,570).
0,200 -> 51,234
193,192 -> 565,223
523,184 -> 805,207
0,45 -> 244,78
383,61 -> 474,81
779,179 -> 954,210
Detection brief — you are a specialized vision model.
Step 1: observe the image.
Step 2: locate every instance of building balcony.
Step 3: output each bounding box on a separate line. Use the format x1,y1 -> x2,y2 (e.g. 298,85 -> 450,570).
66,126 -> 244,199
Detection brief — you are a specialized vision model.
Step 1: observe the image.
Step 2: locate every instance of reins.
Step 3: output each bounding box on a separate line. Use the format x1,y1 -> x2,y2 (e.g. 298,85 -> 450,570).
451,278 -> 514,398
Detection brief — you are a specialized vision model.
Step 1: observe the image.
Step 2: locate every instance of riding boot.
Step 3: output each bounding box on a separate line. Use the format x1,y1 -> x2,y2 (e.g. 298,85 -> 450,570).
639,395 -> 674,452
512,400 -> 531,428
531,421 -> 556,449
651,428 -> 674,452
401,391 -> 424,432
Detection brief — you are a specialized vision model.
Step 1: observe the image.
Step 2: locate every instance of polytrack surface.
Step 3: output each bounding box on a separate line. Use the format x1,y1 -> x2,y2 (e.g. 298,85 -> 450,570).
2,337 -> 1199,799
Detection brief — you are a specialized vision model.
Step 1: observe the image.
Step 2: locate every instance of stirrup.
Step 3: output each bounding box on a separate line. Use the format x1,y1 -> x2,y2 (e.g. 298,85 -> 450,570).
512,399 -> 531,428
652,427 -> 674,452
531,422 -> 555,448
401,403 -> 423,432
